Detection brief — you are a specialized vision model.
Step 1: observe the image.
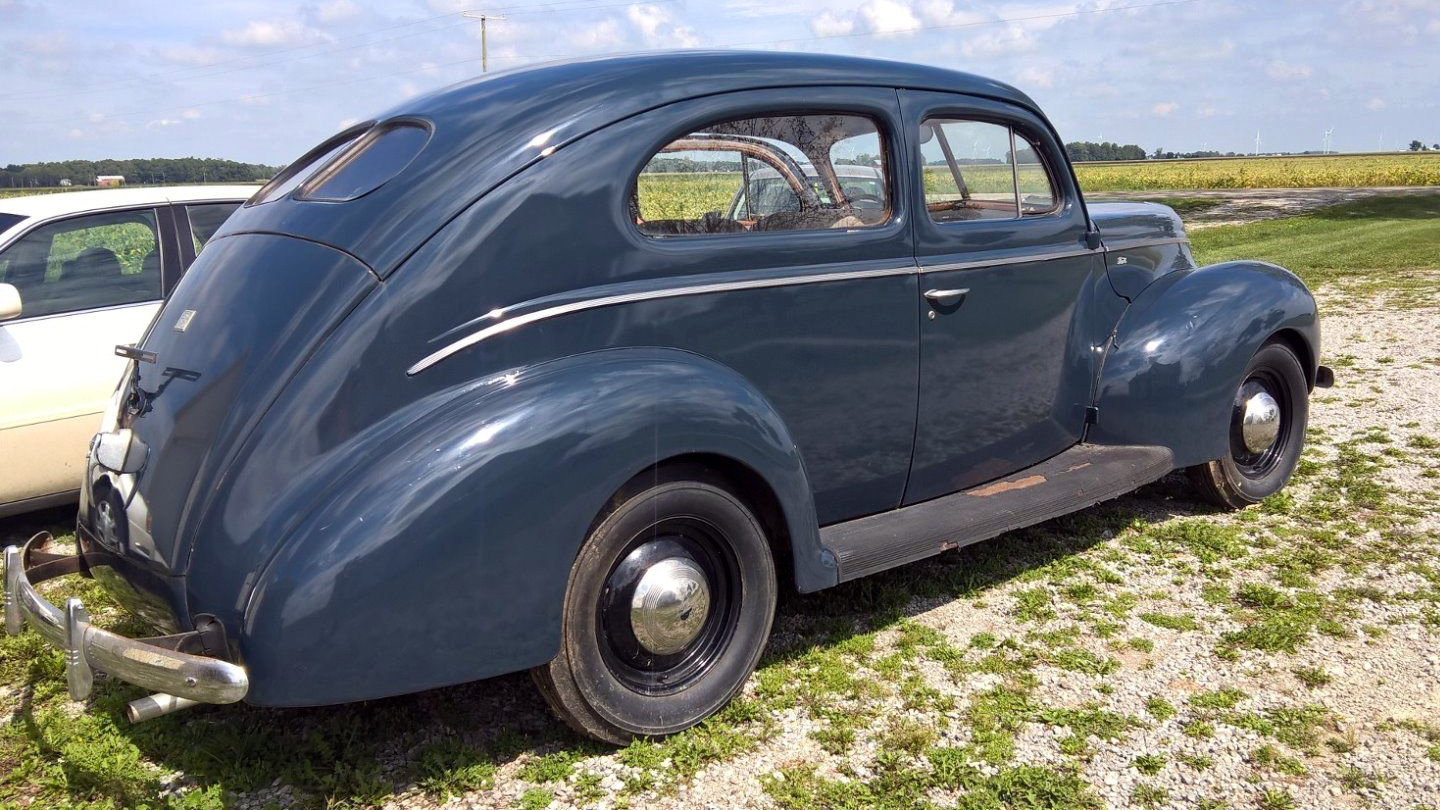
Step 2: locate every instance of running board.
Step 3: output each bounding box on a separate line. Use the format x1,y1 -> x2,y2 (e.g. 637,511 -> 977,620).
821,444 -> 1174,582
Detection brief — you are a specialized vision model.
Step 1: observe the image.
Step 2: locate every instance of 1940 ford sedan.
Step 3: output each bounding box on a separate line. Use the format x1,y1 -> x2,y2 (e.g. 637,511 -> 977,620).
4,52 -> 1331,742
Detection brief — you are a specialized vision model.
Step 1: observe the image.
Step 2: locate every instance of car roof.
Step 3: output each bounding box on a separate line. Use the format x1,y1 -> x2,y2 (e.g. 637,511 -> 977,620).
0,185 -> 256,221
218,51 -> 1043,277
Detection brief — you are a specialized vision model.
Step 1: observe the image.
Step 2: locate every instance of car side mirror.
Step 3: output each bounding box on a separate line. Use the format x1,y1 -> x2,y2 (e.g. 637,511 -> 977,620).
0,283 -> 20,321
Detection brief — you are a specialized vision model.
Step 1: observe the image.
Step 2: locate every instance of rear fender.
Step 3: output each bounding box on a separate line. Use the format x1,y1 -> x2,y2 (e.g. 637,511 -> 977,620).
238,347 -> 823,706
1090,261 -> 1319,468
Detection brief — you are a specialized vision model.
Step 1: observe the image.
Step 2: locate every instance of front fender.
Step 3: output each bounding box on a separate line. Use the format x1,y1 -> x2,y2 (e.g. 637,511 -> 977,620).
1090,261 -> 1319,468
238,347 -> 824,706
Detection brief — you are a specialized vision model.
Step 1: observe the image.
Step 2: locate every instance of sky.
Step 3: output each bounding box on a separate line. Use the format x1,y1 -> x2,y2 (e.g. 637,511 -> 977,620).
0,0 -> 1436,166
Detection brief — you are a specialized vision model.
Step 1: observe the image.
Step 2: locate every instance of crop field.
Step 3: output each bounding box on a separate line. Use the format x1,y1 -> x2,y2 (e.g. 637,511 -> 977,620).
2,192 -> 1439,810
1073,152 -> 1440,191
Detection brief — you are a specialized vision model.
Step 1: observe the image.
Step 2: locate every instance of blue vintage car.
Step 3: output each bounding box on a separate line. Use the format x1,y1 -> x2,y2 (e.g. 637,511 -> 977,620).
4,51 -> 1331,742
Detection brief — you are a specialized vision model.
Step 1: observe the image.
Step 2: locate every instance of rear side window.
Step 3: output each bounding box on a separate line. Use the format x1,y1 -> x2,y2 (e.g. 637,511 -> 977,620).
920,118 -> 1060,223
301,122 -> 431,202
0,209 -> 160,318
633,113 -> 891,237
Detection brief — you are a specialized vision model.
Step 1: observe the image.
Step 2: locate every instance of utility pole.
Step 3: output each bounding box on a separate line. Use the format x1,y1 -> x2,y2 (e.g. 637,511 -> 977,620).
463,11 -> 507,73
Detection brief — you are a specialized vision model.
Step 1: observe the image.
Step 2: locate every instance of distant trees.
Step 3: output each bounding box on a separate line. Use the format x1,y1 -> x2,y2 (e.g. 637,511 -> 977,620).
1410,140 -> 1430,152
0,157 -> 282,188
1064,141 -> 1148,162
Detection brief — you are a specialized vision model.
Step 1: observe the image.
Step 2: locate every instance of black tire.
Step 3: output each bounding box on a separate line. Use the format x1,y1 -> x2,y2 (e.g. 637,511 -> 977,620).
1187,340 -> 1309,509
532,465 -> 777,744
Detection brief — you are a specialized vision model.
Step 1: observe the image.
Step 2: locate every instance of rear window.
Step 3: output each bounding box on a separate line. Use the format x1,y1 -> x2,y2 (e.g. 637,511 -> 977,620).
248,126 -> 367,206
301,122 -> 430,202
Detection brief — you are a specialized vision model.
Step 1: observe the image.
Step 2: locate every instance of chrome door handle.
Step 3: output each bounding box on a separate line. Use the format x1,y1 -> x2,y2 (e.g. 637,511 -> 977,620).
924,288 -> 969,306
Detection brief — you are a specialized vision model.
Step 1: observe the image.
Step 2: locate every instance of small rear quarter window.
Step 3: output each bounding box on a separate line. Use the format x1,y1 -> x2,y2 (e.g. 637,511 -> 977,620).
301,123 -> 431,202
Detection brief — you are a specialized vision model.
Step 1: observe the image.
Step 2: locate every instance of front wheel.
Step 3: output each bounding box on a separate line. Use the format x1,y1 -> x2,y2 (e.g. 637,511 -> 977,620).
1187,341 -> 1309,509
532,466 -> 776,744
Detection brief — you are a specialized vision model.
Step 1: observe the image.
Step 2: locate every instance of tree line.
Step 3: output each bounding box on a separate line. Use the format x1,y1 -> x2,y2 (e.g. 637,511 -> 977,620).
1064,142 -> 1149,162
0,157 -> 283,188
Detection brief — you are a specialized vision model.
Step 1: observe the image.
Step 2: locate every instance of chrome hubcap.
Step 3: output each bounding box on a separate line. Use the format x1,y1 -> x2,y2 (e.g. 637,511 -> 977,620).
630,557 -> 711,655
1240,390 -> 1281,454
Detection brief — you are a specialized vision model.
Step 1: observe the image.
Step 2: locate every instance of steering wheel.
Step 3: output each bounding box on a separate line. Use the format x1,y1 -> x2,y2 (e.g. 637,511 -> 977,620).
844,191 -> 884,211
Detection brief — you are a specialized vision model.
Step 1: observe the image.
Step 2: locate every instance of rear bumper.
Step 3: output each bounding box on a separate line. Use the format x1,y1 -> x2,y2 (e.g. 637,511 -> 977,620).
2,533 -> 248,706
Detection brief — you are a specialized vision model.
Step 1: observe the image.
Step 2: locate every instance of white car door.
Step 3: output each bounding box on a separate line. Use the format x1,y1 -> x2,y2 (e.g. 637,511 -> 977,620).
0,207 -> 168,514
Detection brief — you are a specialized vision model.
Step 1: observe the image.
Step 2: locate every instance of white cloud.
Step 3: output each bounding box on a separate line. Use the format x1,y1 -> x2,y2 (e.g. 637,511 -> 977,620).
181,108 -> 201,120
1366,97 -> 1386,110
570,18 -> 624,49
810,10 -> 855,37
1016,65 -> 1054,88
221,19 -> 327,48
316,0 -> 361,24
961,24 -> 1037,57
159,44 -> 220,65
627,4 -> 700,47
860,0 -> 920,35
1152,102 -> 1179,116
1265,60 -> 1312,80
917,0 -> 988,27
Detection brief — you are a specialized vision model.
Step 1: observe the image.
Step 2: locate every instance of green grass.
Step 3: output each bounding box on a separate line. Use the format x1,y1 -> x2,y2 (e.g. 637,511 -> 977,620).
1189,195 -> 1440,302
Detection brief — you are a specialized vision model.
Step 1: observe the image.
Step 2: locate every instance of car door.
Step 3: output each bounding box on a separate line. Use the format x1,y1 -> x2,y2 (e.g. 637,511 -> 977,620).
620,89 -> 920,524
900,90 -> 1110,505
0,206 -> 177,510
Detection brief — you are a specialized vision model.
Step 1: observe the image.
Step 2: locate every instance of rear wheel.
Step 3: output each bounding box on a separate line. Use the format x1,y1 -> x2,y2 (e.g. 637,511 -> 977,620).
532,466 -> 776,744
1187,341 -> 1309,509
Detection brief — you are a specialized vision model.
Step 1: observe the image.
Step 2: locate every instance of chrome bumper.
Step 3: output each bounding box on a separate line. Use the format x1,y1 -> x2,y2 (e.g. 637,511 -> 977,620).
2,535 -> 248,708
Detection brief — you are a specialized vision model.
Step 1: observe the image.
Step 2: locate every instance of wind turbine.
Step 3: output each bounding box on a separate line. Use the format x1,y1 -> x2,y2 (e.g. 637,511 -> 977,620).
1254,131 -> 1262,156
1322,128 -> 1334,154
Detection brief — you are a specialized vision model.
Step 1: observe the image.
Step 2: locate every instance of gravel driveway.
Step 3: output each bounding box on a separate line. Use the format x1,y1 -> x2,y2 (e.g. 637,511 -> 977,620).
5,203 -> 1437,810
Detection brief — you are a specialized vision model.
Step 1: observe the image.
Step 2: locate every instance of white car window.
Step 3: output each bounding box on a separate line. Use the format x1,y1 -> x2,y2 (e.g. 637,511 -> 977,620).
187,202 -> 240,254
0,208 -> 161,319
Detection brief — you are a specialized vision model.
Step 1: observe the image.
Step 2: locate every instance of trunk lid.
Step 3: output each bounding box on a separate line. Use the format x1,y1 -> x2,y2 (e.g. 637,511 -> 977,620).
117,233 -> 376,573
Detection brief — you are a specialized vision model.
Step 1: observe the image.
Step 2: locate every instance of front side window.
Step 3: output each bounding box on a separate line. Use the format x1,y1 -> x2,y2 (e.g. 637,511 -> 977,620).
920,118 -> 1060,223
634,113 -> 890,237
0,209 -> 160,319
187,202 -> 241,254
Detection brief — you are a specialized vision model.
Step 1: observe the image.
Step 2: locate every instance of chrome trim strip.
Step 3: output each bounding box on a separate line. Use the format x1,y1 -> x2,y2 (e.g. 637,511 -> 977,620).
408,264 -> 917,375
920,246 -> 1100,274
1103,237 -> 1189,251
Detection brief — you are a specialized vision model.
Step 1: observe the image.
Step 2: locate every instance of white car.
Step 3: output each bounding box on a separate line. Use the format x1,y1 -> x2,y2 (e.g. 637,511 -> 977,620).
0,185 -> 255,517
